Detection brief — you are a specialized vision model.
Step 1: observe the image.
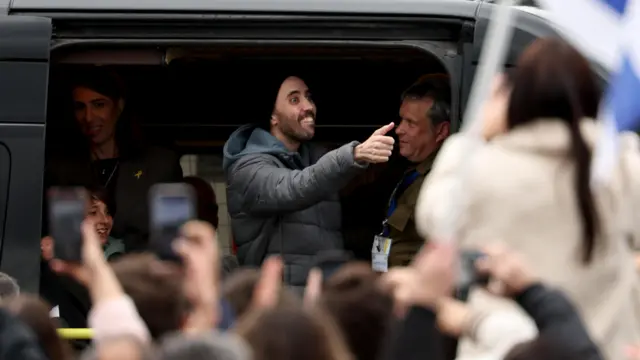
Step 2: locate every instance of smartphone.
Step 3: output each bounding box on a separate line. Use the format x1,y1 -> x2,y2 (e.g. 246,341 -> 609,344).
149,183 -> 196,261
455,250 -> 489,301
48,187 -> 88,262
312,250 -> 352,282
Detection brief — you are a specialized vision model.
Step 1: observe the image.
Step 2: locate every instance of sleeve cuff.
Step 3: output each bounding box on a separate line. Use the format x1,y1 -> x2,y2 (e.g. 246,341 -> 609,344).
343,141 -> 368,169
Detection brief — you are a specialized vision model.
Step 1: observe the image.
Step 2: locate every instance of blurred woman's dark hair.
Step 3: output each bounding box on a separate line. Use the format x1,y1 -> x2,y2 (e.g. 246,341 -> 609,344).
111,254 -> 189,340
157,332 -> 252,360
5,294 -> 72,360
507,37 -> 601,264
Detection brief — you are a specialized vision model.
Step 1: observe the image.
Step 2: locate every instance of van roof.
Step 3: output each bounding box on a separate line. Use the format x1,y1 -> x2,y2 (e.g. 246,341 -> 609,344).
9,0 -> 479,17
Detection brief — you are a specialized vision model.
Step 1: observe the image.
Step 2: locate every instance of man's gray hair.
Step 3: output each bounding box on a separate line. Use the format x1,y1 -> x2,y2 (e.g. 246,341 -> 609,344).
401,74 -> 452,125
0,272 -> 19,301
157,332 -> 253,360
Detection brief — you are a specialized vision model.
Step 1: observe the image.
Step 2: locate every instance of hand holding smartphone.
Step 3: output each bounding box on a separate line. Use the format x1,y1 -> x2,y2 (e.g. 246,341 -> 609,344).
48,187 -> 89,263
149,183 -> 196,261
456,250 -> 489,301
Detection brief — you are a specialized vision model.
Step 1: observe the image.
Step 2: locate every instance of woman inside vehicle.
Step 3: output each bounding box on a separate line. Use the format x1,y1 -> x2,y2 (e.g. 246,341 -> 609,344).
45,66 -> 183,252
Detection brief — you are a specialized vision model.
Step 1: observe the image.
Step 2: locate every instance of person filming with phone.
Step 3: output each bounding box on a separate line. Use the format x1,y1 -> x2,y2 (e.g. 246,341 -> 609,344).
223,74 -> 395,290
39,187 -> 126,336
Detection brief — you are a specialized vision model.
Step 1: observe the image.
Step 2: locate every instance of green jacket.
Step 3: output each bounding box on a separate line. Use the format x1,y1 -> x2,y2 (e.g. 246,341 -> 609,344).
103,236 -> 125,261
386,151 -> 438,268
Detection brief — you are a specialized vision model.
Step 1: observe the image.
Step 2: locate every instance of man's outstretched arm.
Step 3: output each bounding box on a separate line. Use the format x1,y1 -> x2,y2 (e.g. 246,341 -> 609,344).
229,123 -> 396,215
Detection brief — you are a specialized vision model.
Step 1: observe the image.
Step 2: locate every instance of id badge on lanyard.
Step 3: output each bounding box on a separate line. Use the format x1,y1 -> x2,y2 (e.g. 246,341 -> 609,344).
371,171 -> 419,272
372,235 -> 392,272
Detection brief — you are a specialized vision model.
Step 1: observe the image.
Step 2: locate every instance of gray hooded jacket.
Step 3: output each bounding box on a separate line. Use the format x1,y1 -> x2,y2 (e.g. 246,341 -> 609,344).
222,124 -> 366,287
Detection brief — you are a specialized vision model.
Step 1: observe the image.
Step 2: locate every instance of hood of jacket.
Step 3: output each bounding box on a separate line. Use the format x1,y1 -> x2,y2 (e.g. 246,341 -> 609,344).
222,124 -> 311,173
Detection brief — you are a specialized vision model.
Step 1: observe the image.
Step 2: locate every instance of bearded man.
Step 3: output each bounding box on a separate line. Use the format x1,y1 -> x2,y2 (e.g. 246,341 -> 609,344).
223,75 -> 395,288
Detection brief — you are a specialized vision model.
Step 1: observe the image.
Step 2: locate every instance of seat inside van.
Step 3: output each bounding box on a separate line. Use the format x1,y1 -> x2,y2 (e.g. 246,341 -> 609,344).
45,44 -> 450,260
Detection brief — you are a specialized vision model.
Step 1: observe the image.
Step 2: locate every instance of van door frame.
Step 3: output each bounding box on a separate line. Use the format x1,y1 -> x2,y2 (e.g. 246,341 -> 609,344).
0,15 -> 51,293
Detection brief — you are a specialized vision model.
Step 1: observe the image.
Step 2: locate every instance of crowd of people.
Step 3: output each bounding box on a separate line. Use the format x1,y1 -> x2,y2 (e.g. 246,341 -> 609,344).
0,35 -> 636,360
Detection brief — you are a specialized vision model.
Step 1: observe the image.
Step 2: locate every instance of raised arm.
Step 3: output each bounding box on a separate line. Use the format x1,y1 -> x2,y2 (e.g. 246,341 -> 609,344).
229,142 -> 366,214
228,123 -> 396,215
515,284 -> 604,360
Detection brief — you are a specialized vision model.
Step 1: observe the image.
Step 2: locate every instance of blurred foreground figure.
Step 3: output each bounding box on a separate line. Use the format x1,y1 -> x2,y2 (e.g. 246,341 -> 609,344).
416,37 -> 640,360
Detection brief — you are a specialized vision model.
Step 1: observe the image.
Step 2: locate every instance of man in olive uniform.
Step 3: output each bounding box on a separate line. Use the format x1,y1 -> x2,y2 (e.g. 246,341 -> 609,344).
372,75 -> 451,271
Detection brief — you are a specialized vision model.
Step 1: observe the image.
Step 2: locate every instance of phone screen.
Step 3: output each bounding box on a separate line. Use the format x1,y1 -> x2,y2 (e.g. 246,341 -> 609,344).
153,196 -> 193,228
49,190 -> 87,262
151,193 -> 195,260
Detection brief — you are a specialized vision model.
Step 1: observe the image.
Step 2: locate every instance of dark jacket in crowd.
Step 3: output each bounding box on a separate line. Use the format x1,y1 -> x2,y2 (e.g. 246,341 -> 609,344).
384,284 -> 604,360
515,283 -> 604,360
222,124 -> 366,287
0,307 -> 47,360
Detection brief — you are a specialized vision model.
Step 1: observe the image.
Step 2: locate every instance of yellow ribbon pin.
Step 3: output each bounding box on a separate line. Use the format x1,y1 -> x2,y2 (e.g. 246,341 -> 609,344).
134,170 -> 143,179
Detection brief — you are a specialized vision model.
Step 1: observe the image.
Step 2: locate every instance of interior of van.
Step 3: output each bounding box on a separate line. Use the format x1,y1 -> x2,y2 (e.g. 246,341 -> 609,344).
45,43 -> 452,260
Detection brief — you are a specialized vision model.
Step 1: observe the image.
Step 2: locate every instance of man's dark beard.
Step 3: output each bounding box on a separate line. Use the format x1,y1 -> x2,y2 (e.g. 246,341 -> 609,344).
278,111 -> 316,144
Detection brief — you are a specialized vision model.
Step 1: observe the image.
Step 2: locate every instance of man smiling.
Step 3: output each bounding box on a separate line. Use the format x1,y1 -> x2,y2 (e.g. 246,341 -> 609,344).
373,74 -> 451,271
223,75 -> 395,288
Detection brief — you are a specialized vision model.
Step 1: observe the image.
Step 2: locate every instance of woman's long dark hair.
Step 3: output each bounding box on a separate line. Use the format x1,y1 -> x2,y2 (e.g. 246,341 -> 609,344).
507,38 -> 601,264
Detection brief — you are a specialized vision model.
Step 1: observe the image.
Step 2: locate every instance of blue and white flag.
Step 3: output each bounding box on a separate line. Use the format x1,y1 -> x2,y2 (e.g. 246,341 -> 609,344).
537,0 -> 640,186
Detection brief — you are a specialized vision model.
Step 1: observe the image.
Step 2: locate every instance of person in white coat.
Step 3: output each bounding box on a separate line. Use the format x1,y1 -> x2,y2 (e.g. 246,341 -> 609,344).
414,37 -> 640,360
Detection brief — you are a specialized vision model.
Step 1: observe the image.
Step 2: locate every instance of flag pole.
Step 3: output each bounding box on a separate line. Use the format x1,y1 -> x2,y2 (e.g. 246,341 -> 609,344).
436,0 -> 519,240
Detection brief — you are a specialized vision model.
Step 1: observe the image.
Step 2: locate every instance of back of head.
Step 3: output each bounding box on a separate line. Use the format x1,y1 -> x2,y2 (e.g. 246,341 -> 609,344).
222,268 -> 300,319
508,37 -> 601,264
79,336 -> 153,360
158,332 -> 252,360
320,263 -> 394,360
183,176 -> 219,228
234,307 -> 352,360
401,73 -> 452,125
5,294 -> 71,360
0,272 -> 19,302
111,253 -> 188,339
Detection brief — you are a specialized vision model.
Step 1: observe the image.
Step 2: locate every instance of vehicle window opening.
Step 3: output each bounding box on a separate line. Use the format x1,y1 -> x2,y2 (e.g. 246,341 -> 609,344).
45,43 -> 452,257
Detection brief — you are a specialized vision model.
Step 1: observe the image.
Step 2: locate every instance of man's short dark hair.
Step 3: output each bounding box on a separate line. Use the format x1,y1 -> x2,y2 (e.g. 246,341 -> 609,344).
401,74 -> 452,125
0,272 -> 19,301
